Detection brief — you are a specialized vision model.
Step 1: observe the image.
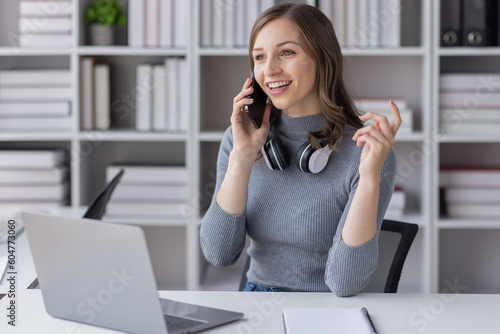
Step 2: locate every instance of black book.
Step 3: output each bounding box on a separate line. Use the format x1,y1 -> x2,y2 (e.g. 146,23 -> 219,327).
441,0 -> 462,46
462,0 -> 498,46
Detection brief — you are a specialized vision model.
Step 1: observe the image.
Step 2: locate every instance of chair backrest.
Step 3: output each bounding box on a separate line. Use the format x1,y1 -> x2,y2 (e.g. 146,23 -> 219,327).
27,169 -> 124,289
238,219 -> 418,293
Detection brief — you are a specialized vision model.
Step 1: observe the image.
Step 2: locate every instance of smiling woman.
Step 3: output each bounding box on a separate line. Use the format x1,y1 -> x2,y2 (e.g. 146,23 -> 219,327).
200,3 -> 402,297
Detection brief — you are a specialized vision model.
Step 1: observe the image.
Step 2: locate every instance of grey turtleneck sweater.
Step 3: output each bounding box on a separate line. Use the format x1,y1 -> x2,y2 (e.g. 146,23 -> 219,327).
200,112 -> 396,297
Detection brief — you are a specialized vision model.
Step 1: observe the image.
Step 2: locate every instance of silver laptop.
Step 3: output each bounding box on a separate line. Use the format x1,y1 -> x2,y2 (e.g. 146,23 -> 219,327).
22,212 -> 243,334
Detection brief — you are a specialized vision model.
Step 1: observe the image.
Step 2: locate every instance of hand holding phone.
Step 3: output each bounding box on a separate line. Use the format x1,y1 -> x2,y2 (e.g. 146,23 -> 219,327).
245,73 -> 268,129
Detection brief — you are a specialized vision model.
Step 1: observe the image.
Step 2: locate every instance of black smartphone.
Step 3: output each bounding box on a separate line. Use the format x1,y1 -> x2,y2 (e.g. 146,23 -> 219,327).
245,73 -> 268,129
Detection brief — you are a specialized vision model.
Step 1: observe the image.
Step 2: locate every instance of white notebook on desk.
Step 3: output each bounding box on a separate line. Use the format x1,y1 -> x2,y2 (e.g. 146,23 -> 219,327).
283,307 -> 377,334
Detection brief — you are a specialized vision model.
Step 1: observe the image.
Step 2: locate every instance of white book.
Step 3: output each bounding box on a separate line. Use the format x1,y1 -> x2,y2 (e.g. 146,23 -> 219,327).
135,64 -> 154,131
107,165 -> 188,185
0,150 -> 65,169
0,184 -> 68,201
111,184 -> 189,201
440,73 -> 500,91
18,33 -> 72,47
355,98 -> 408,111
128,0 -> 145,47
447,204 -> 500,219
260,0 -> 275,13
223,2 -> 235,48
174,0 -> 188,47
0,116 -> 72,131
19,17 -> 72,34
165,57 -> 179,131
0,201 -> 63,210
0,87 -> 72,100
19,2 -> 73,16
178,58 -> 189,132
440,122 -> 500,134
283,307 -> 376,334
234,0 -> 246,47
200,0 -> 212,47
440,169 -> 500,188
319,0 -> 333,22
212,0 -> 224,47
0,102 -> 70,117
0,69 -> 71,86
160,0 -> 174,47
80,57 -> 96,130
93,64 -> 111,130
246,0 -> 260,45
105,201 -> 187,218
0,168 -> 66,185
445,188 -> 500,204
440,109 -> 500,122
379,0 -> 401,48
152,65 -> 167,131
440,92 -> 500,108
368,0 -> 380,47
357,0 -> 369,48
332,0 -> 346,47
346,0 -> 358,47
145,0 -> 160,47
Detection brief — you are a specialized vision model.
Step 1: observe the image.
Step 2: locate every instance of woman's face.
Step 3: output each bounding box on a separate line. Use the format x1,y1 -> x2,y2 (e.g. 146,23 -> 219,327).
252,18 -> 319,117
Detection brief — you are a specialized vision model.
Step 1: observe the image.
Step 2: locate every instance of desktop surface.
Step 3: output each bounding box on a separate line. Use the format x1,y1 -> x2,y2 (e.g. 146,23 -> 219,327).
1,289 -> 500,333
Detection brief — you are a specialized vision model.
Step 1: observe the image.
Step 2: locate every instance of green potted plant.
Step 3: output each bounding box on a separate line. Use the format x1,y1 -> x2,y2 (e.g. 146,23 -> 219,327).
84,0 -> 126,46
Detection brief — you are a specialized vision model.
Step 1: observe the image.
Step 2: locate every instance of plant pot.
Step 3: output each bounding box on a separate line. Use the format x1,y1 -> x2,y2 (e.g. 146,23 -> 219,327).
89,24 -> 114,46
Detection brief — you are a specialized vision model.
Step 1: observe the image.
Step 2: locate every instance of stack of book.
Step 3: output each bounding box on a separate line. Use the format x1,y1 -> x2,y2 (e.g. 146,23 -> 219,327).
0,69 -> 72,132
128,0 -> 187,48
440,73 -> 500,135
355,98 -> 413,134
80,57 -> 111,131
385,187 -> 406,220
135,58 -> 189,132
200,0 -> 281,47
318,0 -> 401,48
18,0 -> 73,48
440,168 -> 500,219
104,165 -> 189,219
0,150 -> 69,210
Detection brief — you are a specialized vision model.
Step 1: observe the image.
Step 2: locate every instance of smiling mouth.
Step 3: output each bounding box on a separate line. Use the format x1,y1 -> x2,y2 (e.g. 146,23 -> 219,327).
267,81 -> 292,91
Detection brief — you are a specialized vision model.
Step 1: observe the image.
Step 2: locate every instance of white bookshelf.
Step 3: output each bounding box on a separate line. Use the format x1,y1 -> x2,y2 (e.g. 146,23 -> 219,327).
6,0 -> 498,294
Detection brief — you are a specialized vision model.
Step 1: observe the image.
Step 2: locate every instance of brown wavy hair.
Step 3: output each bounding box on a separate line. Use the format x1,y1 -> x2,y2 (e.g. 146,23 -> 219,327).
249,3 -> 363,149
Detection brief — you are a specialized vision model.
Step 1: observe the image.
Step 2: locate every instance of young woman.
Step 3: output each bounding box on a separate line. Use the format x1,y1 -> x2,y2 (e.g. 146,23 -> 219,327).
200,3 -> 401,297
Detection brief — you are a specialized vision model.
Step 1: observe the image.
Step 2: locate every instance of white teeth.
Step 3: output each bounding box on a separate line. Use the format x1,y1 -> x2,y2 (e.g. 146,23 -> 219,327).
268,81 -> 291,89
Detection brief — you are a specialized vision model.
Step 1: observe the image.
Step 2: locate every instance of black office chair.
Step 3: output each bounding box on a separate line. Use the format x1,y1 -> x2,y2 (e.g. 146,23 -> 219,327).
27,169 -> 124,289
238,219 -> 418,293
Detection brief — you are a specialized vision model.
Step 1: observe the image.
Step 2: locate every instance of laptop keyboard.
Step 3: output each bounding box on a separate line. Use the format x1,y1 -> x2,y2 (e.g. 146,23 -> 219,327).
164,314 -> 206,332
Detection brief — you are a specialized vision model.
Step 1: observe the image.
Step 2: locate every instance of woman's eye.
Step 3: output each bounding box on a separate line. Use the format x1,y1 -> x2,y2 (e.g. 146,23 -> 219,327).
282,50 -> 294,56
254,55 -> 265,61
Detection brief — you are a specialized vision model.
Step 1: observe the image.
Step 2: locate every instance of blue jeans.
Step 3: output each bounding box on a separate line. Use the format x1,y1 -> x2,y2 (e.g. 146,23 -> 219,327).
243,281 -> 291,292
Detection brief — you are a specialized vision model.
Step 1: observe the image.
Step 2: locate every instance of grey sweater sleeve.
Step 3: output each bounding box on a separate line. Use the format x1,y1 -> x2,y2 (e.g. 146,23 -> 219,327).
324,149 -> 397,297
200,127 -> 247,267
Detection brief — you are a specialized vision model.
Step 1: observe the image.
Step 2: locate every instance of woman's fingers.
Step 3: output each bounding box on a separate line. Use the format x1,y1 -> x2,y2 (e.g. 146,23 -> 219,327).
389,100 -> 402,135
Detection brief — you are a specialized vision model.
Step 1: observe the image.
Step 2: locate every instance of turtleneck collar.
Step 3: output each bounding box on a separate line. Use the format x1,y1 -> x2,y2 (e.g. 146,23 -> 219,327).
273,111 -> 326,137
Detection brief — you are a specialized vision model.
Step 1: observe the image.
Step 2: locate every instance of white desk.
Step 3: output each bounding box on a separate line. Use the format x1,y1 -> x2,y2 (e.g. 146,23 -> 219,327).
1,289 -> 500,333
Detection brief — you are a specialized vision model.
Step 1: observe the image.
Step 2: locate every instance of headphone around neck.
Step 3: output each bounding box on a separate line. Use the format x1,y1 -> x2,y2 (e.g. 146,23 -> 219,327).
261,110 -> 334,174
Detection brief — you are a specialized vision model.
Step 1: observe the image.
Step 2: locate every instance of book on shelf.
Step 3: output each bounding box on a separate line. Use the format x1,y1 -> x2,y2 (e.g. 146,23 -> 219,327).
152,65 -> 167,131
18,33 -> 73,48
0,168 -> 66,185
136,64 -> 154,131
440,91 -> 500,108
444,188 -> 500,204
440,73 -> 500,91
19,17 -> 72,34
355,98 -> 408,111
0,102 -> 70,117
0,69 -> 71,86
93,64 -> 111,130
105,201 -> 188,218
333,0 -> 347,47
127,0 -> 187,48
19,1 -> 73,17
0,201 -> 64,210
379,0 -> 401,48
0,183 -> 68,201
440,168 -> 500,187
440,109 -> 500,123
0,150 -> 66,169
440,122 -> 500,134
246,1 -> 260,47
80,57 -> 96,131
0,86 -> 72,101
0,116 -> 72,132
107,165 -> 188,185
200,0 -> 212,47
447,203 -> 500,219
110,184 -> 189,202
